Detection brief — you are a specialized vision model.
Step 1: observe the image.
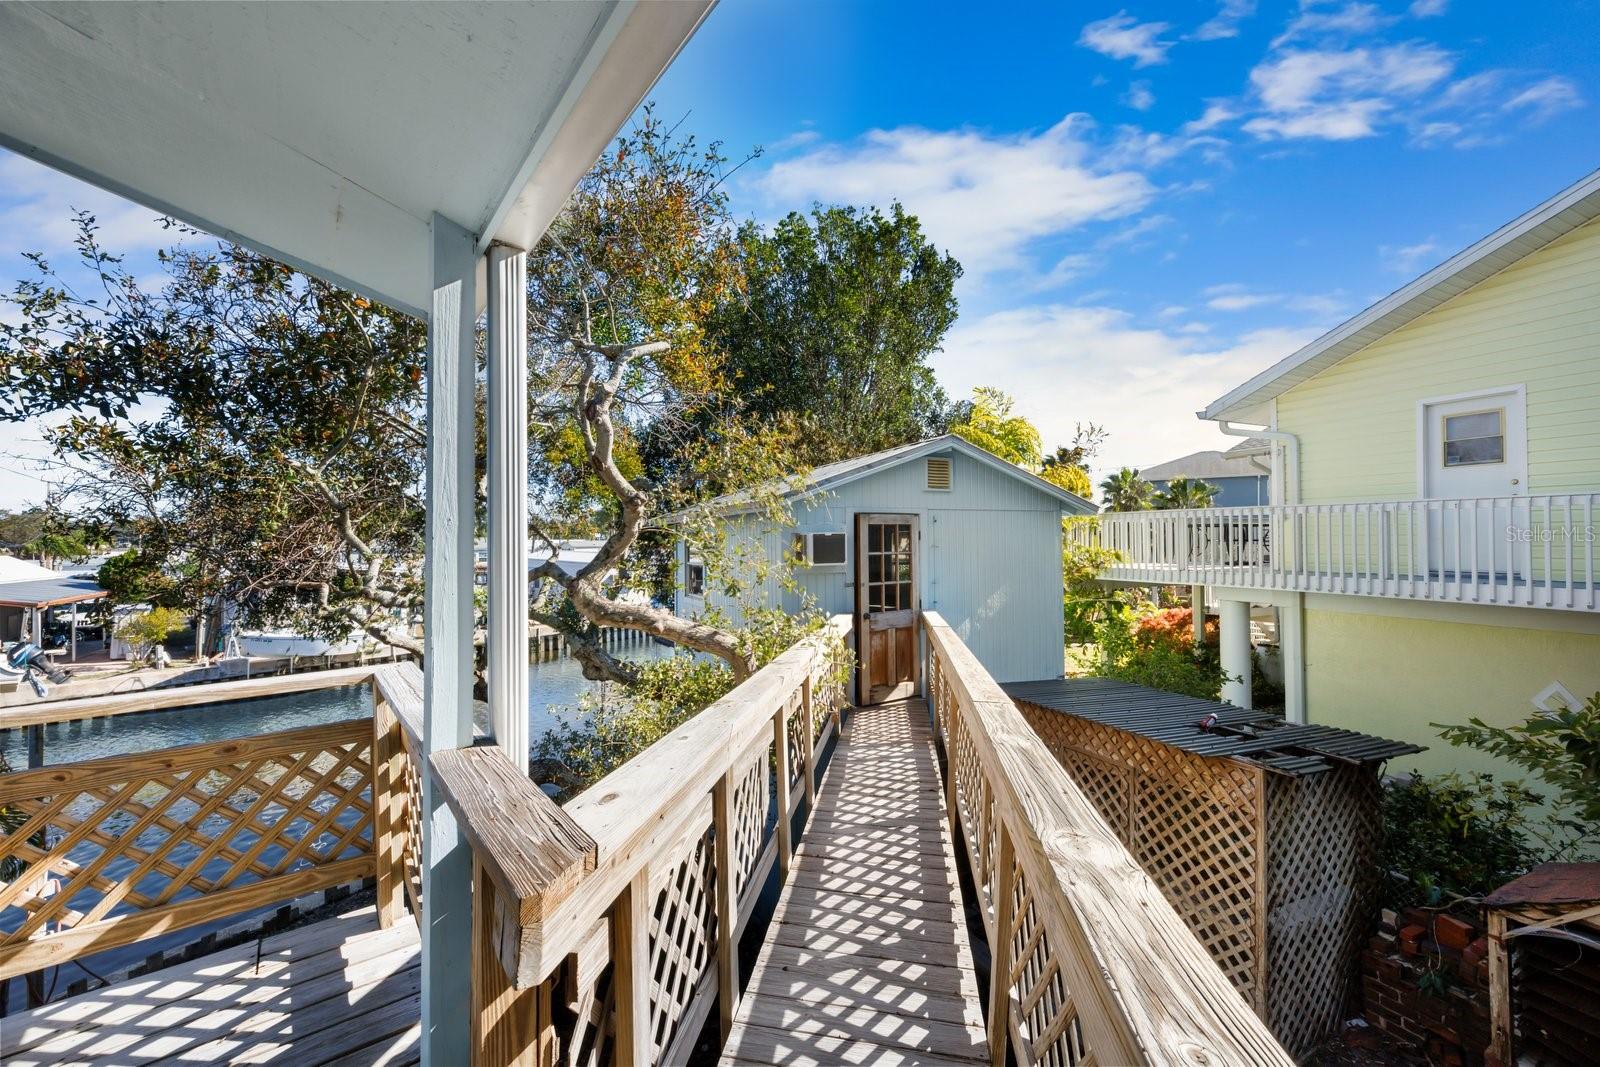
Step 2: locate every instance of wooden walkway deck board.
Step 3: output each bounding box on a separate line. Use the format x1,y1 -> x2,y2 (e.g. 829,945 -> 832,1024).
721,698 -> 989,1067
2,907 -> 420,1067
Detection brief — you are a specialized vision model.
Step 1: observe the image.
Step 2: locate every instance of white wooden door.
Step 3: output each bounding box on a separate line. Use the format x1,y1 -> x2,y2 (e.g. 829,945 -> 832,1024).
1421,390 -> 1527,578
855,514 -> 918,705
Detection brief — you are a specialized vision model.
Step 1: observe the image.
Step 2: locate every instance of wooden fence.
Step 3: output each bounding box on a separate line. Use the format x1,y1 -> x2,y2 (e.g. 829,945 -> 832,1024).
923,610 -> 1295,1067
431,616 -> 850,1067
0,663 -> 423,982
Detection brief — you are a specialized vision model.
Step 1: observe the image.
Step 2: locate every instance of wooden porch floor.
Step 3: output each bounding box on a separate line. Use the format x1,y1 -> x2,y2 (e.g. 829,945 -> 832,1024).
2,907 -> 420,1067
6,700 -> 989,1067
720,698 -> 989,1066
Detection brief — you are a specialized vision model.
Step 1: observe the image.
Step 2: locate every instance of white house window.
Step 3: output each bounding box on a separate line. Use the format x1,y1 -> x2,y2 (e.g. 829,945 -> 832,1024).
1443,409 -> 1505,466
791,531 -> 847,566
685,560 -> 705,597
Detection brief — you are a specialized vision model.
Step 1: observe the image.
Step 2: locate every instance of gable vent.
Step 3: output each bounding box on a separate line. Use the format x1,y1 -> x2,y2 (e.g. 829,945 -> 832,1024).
926,457 -> 952,490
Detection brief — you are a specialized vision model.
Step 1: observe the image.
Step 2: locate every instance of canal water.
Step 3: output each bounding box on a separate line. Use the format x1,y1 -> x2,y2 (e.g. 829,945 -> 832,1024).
0,640 -> 680,1011
1,639 -> 679,769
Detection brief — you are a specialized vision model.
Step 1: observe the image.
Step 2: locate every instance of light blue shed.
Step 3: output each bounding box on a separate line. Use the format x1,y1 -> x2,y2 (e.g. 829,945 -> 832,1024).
671,435 -> 1096,704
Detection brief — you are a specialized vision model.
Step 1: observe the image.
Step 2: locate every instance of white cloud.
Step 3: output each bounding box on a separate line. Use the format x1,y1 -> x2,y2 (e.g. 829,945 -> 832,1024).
1184,101 -> 1240,134
1409,0 -> 1448,16
1079,13 -> 1174,68
1205,284 -> 1277,311
1502,76 -> 1583,122
1202,283 -> 1346,316
0,150 -> 171,266
1193,0 -> 1257,42
1243,44 -> 1454,141
936,304 -> 1319,477
1379,238 -> 1440,275
759,117 -> 1155,277
1123,81 -> 1156,111
1272,3 -> 1397,47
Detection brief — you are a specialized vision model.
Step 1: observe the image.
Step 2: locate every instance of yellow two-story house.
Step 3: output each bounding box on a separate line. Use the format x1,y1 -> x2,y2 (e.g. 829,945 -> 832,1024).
1078,167 -> 1600,777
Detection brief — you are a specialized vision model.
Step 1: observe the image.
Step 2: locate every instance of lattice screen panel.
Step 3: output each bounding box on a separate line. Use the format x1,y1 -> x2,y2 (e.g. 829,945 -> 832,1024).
0,719 -> 374,963
646,822 -> 717,1062
399,726 -> 425,913
1004,856 -> 1090,1067
1015,697 -> 1384,1055
1017,701 -> 1265,1010
1263,768 -> 1379,1056
728,740 -> 772,902
564,961 -> 616,1067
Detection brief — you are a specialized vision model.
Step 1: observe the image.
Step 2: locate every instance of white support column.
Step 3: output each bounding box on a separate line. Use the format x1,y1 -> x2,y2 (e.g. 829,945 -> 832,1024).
1279,594 -> 1306,724
421,213 -> 478,1066
1190,584 -> 1205,646
486,243 -> 530,772
1219,597 -> 1253,710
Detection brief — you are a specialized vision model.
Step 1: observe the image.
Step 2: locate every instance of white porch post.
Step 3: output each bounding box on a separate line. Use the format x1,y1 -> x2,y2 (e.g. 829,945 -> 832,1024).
421,213 -> 478,1064
487,243 -> 530,772
1190,584 -> 1205,646
1219,597 -> 1253,709
1278,595 -> 1306,724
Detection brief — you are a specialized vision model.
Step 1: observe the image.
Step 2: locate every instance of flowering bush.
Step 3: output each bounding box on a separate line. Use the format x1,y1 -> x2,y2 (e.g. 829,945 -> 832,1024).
1133,607 -> 1217,648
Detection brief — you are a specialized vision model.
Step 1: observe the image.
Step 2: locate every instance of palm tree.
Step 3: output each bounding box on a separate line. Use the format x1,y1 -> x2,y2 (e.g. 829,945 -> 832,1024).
1156,477 -> 1220,510
1099,467 -> 1154,512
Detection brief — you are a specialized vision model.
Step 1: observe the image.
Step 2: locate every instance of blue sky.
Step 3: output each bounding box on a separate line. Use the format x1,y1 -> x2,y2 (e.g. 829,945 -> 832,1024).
2,0 -> 1598,508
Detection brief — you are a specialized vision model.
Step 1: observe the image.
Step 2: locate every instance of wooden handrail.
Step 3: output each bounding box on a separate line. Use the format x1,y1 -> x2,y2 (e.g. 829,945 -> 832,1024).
0,663 -> 424,983
923,610 -> 1295,1067
0,664 -> 386,730
441,615 -> 850,1067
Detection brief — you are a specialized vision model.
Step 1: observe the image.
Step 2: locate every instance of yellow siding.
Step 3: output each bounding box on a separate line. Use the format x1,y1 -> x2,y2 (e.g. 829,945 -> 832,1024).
1304,607 -> 1600,779
1277,217 -> 1600,502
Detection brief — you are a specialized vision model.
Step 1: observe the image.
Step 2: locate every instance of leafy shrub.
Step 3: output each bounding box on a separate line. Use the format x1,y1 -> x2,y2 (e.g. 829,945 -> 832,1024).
1378,772 -> 1543,911
1090,605 -> 1230,701
1435,692 -> 1600,848
113,606 -> 185,662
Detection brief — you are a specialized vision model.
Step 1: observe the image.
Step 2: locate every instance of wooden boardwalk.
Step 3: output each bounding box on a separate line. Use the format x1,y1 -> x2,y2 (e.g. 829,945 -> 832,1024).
721,698 -> 989,1066
2,907 -> 420,1067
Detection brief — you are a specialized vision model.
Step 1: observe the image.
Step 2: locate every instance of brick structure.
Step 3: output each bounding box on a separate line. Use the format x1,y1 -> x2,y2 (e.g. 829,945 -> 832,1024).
1362,907 -> 1493,1066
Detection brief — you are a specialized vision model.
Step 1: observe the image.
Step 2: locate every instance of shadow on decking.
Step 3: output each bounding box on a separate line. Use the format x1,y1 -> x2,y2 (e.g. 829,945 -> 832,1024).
2,907 -> 419,1066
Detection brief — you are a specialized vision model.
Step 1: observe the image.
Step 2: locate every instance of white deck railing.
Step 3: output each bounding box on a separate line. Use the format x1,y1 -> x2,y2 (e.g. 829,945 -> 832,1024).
1069,493 -> 1600,611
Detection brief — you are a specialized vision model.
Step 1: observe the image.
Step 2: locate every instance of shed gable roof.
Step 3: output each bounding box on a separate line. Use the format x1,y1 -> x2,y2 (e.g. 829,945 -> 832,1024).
665,434 -> 1095,522
1202,167 -> 1600,423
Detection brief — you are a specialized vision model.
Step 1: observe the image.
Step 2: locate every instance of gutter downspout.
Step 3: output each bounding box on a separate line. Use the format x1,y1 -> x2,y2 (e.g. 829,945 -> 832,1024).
1217,421 -> 1300,505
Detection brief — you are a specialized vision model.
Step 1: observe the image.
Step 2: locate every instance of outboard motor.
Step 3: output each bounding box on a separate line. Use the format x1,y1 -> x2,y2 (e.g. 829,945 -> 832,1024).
2,642 -> 69,696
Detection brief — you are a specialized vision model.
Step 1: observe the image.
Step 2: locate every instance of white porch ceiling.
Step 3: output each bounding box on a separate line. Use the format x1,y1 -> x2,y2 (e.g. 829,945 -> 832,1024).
0,1 -> 712,316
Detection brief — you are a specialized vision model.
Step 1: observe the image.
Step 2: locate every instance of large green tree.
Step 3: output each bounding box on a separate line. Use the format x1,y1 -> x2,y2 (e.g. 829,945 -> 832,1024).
0,221 -> 431,656
705,203 -> 962,463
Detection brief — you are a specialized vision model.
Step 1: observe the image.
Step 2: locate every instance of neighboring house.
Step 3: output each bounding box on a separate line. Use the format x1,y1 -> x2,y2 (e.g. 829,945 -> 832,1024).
1076,168 -> 1600,776
1140,438 -> 1271,506
669,434 -> 1096,703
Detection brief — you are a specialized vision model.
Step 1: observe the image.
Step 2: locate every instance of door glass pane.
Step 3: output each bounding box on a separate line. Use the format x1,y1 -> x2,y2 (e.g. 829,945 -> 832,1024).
869,524 -> 882,552
899,582 -> 912,608
1444,411 -> 1501,441
869,554 -> 883,583
1445,436 -> 1504,466
1442,410 -> 1504,467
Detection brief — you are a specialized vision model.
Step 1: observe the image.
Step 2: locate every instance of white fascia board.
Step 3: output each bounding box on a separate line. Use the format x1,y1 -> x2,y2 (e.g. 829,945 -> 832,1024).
480,0 -> 716,254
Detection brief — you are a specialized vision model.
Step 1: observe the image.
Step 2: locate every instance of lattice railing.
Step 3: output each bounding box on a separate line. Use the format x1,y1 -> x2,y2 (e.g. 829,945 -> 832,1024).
431,616 -> 850,1067
0,664 -> 422,983
924,611 -> 1295,1067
